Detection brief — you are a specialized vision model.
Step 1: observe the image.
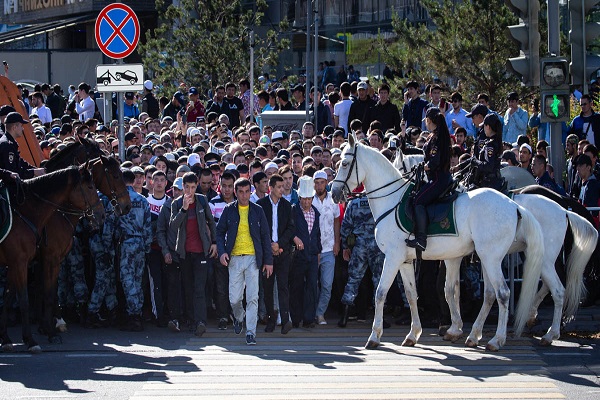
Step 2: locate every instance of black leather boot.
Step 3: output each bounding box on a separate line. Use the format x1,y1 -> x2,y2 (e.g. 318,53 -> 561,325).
338,304 -> 350,328
405,204 -> 427,250
264,313 -> 276,332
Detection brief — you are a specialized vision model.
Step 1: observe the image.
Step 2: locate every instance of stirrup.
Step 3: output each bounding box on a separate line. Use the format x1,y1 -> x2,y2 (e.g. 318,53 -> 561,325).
405,237 -> 426,250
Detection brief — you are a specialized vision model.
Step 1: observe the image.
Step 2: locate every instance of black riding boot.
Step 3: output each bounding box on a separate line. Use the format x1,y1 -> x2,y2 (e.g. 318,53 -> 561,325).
405,205 -> 427,250
338,304 -> 350,328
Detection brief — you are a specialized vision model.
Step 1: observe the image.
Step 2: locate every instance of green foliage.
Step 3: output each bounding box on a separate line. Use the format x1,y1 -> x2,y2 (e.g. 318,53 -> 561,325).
378,0 -> 526,109
139,0 -> 290,97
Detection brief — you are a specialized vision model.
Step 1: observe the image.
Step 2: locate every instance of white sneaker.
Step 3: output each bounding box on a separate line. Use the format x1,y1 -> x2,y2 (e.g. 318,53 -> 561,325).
317,315 -> 327,325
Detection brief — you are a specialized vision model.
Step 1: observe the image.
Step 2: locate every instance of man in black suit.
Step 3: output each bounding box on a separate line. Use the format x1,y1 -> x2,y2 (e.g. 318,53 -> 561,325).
257,174 -> 295,334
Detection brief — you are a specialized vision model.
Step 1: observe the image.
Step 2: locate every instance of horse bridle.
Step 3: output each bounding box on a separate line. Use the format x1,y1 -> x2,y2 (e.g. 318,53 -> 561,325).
97,157 -> 128,214
32,173 -> 101,221
333,143 -> 416,201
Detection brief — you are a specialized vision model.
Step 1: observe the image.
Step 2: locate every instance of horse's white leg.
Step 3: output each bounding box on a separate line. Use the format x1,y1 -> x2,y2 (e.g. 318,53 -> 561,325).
539,268 -> 565,346
366,257 -> 400,349
480,256 -> 510,352
398,261 -> 421,347
443,257 -> 463,342
528,283 -> 549,327
466,267 -> 494,347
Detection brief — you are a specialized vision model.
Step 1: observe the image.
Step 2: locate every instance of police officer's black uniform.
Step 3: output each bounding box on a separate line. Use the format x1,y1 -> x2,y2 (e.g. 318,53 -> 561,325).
471,134 -> 503,191
0,113 -> 36,179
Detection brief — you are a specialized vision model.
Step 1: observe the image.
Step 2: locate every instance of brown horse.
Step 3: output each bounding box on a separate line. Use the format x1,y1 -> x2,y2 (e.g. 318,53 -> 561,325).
38,154 -> 131,341
0,166 -> 105,353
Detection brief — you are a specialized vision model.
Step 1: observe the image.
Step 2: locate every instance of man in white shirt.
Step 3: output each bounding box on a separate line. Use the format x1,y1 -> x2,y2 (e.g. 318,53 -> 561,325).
30,92 -> 52,124
334,82 -> 353,134
312,170 -> 340,325
74,82 -> 95,121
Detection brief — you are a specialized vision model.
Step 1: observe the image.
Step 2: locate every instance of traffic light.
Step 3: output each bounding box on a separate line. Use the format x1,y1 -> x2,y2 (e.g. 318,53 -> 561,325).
569,0 -> 600,87
540,57 -> 571,123
505,0 -> 541,87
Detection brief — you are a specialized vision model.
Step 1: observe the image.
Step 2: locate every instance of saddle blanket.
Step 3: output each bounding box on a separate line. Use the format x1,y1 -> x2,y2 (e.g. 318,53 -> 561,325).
395,183 -> 458,237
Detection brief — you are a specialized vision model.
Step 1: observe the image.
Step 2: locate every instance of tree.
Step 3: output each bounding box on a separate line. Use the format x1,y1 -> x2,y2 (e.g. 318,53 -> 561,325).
378,0 -> 525,109
139,0 -> 290,97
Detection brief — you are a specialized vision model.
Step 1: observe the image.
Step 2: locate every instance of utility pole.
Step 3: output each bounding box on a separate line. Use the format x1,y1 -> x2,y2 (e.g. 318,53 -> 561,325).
313,0 -> 319,127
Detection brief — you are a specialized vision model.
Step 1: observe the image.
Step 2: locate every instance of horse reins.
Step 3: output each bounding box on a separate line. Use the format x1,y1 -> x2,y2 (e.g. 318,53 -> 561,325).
98,158 -> 128,214
334,143 -> 417,226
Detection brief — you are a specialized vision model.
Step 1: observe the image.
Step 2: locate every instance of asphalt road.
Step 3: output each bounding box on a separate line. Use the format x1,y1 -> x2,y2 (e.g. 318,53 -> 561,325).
0,309 -> 598,400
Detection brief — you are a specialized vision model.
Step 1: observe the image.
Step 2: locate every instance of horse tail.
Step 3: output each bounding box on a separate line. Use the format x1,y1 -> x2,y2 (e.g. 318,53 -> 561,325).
563,210 -> 598,321
513,206 -> 544,337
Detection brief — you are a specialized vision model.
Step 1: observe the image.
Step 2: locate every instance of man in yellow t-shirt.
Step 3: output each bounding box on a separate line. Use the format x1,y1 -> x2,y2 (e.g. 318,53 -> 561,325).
216,178 -> 273,346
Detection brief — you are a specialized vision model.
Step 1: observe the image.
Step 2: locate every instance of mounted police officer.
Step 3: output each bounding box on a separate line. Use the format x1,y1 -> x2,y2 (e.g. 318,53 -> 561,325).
0,112 -> 44,178
469,113 -> 504,191
405,108 -> 452,251
338,195 -> 385,327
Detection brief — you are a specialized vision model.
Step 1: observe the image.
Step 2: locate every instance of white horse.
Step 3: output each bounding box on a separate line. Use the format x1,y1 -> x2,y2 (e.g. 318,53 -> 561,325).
393,148 -> 598,345
331,134 -> 545,351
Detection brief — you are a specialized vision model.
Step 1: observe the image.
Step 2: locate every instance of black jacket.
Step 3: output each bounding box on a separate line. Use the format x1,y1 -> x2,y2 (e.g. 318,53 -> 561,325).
348,97 -> 376,131
292,204 -> 321,264
142,93 -> 160,119
367,101 -> 401,132
0,132 -> 35,179
257,196 -> 295,254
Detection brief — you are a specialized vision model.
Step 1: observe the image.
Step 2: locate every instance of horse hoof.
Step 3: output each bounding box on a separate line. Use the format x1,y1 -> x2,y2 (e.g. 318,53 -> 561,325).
539,337 -> 552,347
443,333 -> 461,343
2,343 -> 14,352
465,339 -> 478,348
438,325 -> 450,337
401,338 -> 416,347
28,345 -> 42,354
48,335 -> 62,344
485,343 -> 499,352
365,340 -> 380,349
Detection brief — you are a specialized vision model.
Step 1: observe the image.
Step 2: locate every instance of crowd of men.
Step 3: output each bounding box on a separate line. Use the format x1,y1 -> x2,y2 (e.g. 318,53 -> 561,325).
1,72 -> 599,345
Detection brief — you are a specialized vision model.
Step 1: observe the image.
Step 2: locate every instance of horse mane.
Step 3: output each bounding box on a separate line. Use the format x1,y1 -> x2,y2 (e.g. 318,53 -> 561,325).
45,142 -> 83,172
357,142 -> 401,178
45,138 -> 103,172
22,166 -> 81,198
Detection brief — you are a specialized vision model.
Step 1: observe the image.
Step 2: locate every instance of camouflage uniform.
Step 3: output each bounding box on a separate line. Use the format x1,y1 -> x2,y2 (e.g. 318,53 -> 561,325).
58,221 -> 88,307
88,193 -> 118,314
115,186 -> 152,317
340,197 -> 385,306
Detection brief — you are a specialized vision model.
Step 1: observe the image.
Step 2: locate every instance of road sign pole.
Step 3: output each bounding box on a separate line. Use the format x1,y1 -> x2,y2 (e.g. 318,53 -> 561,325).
117,58 -> 125,162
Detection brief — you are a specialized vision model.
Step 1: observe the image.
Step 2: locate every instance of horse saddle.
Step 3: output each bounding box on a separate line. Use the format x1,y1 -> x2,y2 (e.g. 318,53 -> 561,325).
406,180 -> 458,224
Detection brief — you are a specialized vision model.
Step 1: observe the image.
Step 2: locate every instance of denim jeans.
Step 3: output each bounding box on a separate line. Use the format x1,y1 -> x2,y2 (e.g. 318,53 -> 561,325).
316,251 -> 335,317
229,255 -> 259,336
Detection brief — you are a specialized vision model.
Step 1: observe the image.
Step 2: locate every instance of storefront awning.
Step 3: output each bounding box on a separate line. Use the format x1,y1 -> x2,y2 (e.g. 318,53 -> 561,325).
0,14 -> 94,45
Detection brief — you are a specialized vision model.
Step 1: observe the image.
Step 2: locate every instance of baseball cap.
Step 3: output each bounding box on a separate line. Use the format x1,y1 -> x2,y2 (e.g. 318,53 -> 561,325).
188,153 -> 201,166
173,176 -> 184,190
520,143 -> 532,154
0,105 -> 16,117
143,80 -> 153,90
466,104 -> 489,118
259,135 -> 270,145
189,87 -> 199,95
173,91 -> 185,103
314,170 -> 328,181
271,131 -> 284,141
4,112 -> 28,124
357,81 -> 368,90
125,92 -> 134,99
